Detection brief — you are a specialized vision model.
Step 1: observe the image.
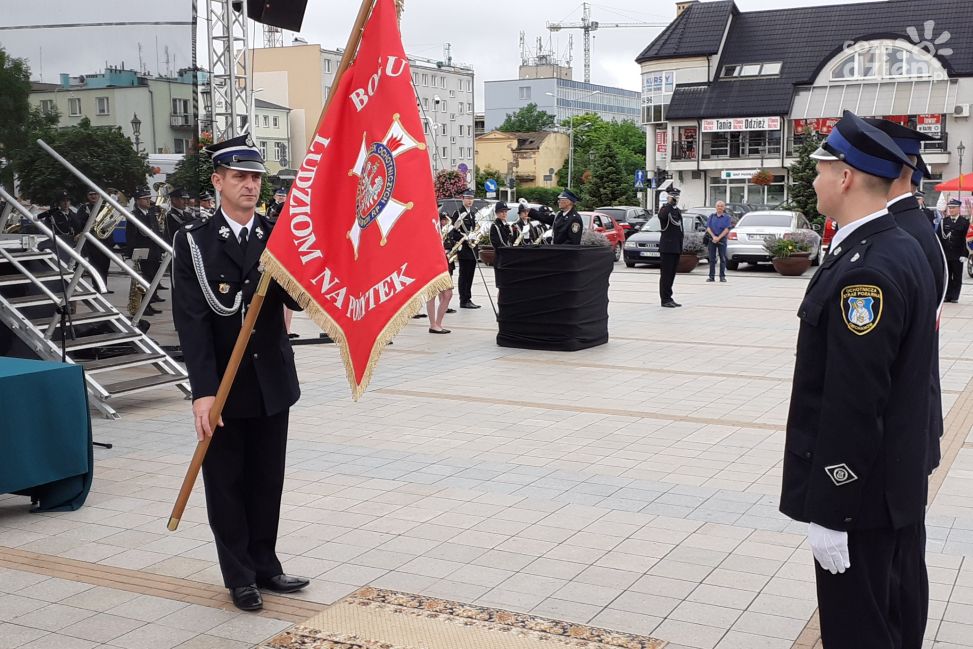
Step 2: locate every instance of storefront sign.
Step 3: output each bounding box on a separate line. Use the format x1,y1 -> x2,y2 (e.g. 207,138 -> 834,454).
721,170 -> 760,180
917,114 -> 942,135
702,116 -> 781,132
656,130 -> 668,156
793,118 -> 840,135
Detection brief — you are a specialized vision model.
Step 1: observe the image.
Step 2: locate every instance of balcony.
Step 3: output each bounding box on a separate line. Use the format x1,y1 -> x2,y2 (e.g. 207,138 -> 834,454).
170,113 -> 194,129
784,133 -> 949,157
671,139 -> 782,161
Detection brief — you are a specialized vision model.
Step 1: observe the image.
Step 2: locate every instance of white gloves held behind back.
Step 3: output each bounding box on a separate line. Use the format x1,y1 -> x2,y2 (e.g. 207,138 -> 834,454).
808,522 -> 851,575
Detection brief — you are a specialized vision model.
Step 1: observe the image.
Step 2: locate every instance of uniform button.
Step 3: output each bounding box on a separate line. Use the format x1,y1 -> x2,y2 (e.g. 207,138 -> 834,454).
843,517 -> 853,523
804,451 -> 812,459
252,353 -> 259,360
245,279 -> 250,284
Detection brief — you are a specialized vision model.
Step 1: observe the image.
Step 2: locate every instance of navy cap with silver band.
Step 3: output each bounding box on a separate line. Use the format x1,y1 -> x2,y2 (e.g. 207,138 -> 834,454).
947,199 -> 962,207
204,133 -> 267,174
811,111 -> 916,180
558,189 -> 580,203
864,118 -> 934,187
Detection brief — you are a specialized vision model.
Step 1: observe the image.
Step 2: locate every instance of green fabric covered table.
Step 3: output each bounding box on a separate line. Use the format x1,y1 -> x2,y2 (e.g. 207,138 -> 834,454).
0,357 -> 93,511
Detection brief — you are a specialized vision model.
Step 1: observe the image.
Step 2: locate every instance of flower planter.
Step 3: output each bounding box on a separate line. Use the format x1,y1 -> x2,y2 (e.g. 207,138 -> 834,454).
772,252 -> 812,276
478,246 -> 496,266
676,253 -> 699,273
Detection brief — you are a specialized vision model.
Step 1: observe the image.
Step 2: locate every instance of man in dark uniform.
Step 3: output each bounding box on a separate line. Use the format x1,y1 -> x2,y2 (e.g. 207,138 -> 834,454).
447,189 -> 480,309
199,191 -> 216,220
165,188 -> 194,242
512,202 -> 543,245
74,189 -> 113,290
914,189 -> 937,227
658,187 -> 683,308
34,190 -> 80,263
126,186 -> 166,308
866,118 -> 947,474
551,189 -> 583,245
939,198 -> 969,302
489,202 -> 512,248
266,187 -> 287,223
780,111 -> 937,649
171,133 -> 308,612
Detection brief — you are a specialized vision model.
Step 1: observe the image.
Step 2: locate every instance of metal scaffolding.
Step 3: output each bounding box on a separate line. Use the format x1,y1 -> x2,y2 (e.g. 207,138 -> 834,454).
205,0 -> 250,141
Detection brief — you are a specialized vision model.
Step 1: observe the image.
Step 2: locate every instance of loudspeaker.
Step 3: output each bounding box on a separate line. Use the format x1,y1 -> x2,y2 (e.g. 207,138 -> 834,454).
247,0 -> 308,32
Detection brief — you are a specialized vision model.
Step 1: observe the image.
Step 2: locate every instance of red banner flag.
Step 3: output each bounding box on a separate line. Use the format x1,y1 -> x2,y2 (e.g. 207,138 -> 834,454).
261,0 -> 449,399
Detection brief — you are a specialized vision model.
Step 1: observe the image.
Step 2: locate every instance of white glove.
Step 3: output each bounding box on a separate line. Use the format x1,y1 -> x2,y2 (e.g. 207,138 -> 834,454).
808,522 -> 850,574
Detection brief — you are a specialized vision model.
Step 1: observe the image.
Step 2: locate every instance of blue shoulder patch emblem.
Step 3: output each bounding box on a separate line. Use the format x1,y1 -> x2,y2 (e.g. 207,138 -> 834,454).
841,284 -> 883,335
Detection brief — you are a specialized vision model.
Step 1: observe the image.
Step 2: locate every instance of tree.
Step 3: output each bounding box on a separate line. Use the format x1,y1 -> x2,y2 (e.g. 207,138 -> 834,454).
497,103 -> 556,133
168,132 -> 214,200
584,141 -> 633,209
0,46 -> 59,191
11,118 -> 149,204
787,129 -> 822,225
555,114 -> 645,201
434,169 -> 467,201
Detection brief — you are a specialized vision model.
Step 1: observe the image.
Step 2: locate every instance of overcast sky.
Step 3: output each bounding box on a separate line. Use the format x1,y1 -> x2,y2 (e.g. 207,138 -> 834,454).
3,0 -> 881,106
0,1 -> 192,82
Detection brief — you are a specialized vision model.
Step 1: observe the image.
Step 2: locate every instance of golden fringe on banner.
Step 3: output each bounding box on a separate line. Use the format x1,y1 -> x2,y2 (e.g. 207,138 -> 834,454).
260,251 -> 453,401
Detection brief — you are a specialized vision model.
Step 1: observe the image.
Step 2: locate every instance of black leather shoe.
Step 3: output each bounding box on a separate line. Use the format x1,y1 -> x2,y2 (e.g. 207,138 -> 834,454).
661,301 -> 677,308
672,301 -> 683,307
445,308 -> 456,314
150,296 -> 165,304
460,301 -> 481,309
230,584 -> 263,611
142,305 -> 162,316
257,574 -> 309,593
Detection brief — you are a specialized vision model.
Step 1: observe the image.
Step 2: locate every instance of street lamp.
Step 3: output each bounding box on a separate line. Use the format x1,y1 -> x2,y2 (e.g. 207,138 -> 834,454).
131,113 -> 142,154
958,141 -> 966,202
547,89 -> 600,190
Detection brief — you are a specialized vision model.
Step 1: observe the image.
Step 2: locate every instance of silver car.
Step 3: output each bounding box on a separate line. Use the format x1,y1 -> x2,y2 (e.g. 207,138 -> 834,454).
725,210 -> 821,270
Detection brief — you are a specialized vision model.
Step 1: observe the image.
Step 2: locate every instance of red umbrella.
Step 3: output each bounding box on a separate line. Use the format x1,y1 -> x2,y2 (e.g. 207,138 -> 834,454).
935,173 -> 973,191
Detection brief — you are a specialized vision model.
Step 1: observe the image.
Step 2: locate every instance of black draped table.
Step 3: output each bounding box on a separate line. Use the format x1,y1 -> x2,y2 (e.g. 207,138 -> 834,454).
0,357 -> 93,511
494,245 -> 613,351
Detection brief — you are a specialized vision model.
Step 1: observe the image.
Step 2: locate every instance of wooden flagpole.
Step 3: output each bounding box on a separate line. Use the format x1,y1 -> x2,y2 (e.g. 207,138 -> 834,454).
167,0 -> 380,532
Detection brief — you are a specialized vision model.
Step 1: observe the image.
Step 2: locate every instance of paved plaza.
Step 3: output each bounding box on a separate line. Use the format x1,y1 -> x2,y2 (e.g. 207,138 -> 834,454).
1,263 -> 972,649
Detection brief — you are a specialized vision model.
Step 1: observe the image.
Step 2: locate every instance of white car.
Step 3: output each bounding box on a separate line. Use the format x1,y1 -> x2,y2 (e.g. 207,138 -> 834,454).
725,210 -> 822,270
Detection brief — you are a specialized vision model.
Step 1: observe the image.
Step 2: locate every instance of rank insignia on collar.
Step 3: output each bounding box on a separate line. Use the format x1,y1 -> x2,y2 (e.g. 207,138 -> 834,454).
218,283 -> 230,294
218,225 -> 231,239
832,246 -> 841,256
254,226 -> 264,240
850,252 -> 860,262
825,463 -> 858,486
571,222 -> 581,234
841,284 -> 882,335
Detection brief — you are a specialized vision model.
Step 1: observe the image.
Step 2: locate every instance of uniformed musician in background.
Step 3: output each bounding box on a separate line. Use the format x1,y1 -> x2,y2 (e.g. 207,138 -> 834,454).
550,189 -> 583,245
165,188 -> 194,242
489,202 -> 512,248
657,187 -> 683,308
171,133 -> 308,612
447,189 -> 480,309
75,189 -> 112,290
199,191 -> 216,219
126,186 -> 165,309
266,187 -> 287,223
512,202 -> 543,245
939,198 -> 969,303
780,111 -> 937,649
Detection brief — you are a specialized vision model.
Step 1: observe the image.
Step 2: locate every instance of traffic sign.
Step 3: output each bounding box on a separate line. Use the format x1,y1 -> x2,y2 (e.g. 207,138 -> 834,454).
634,169 -> 646,189
484,179 -> 498,192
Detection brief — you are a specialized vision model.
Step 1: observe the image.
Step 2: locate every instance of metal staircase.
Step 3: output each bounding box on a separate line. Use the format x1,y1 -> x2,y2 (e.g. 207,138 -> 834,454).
1,188 -> 190,420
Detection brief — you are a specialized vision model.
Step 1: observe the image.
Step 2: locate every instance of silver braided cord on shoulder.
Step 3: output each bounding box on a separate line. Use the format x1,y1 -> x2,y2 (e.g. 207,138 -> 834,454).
187,233 -> 242,317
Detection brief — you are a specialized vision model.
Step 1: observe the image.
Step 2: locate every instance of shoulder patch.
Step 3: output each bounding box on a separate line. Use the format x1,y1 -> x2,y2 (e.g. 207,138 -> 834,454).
841,284 -> 883,335
571,222 -> 581,234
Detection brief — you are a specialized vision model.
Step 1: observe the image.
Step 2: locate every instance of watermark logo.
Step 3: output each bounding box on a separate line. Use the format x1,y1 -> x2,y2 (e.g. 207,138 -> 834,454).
905,20 -> 953,57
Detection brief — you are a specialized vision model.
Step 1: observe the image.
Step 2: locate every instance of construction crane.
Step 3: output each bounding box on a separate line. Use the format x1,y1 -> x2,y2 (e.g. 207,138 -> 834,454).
547,3 -> 666,83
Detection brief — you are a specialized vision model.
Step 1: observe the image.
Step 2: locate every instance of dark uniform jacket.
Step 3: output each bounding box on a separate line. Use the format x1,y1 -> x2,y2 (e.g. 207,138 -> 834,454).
658,203 -> 683,254
447,208 -> 477,261
166,207 -> 194,244
888,195 -> 946,472
266,201 -> 286,223
35,207 -> 78,238
172,209 -> 302,419
780,214 -> 936,532
512,219 -> 543,245
489,219 -> 511,248
939,215 -> 971,259
551,207 -> 583,245
126,205 -> 163,257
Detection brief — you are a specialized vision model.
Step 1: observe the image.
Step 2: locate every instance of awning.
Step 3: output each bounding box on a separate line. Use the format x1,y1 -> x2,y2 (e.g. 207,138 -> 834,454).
935,173 -> 973,191
790,80 -> 958,119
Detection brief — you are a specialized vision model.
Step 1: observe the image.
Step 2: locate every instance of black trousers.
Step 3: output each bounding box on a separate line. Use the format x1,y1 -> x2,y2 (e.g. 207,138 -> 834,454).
945,256 -> 964,301
659,253 -> 679,303
88,245 -> 111,287
815,521 -> 928,649
202,409 -> 289,588
458,257 -> 475,303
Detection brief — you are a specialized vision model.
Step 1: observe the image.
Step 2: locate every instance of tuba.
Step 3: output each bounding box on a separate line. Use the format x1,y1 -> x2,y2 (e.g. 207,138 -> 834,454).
92,190 -> 127,239
153,182 -> 172,232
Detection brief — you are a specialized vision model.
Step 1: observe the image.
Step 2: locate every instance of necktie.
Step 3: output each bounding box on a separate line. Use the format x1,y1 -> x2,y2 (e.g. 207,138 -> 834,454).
239,227 -> 249,252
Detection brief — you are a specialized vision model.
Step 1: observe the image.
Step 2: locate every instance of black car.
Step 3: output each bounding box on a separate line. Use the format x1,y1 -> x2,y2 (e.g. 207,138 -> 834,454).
595,206 -> 650,239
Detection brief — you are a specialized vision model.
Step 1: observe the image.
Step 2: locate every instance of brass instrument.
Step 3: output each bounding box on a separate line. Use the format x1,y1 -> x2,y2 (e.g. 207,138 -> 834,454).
512,222 -> 526,246
91,190 -> 127,239
153,182 -> 172,233
128,250 -> 147,316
